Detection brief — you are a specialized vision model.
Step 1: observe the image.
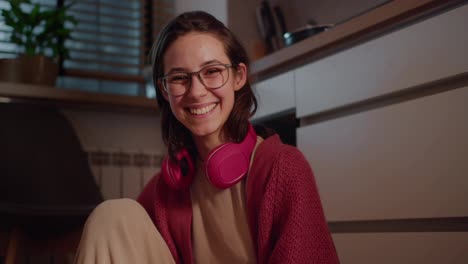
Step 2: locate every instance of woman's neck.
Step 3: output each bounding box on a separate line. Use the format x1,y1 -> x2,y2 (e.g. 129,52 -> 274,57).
193,133 -> 225,161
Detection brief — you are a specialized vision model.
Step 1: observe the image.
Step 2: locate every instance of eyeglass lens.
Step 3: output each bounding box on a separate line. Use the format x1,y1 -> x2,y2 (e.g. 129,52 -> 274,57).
163,64 -> 230,96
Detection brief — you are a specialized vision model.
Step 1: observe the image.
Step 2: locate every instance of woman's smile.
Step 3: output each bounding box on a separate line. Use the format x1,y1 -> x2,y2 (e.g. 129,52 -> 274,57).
187,103 -> 218,116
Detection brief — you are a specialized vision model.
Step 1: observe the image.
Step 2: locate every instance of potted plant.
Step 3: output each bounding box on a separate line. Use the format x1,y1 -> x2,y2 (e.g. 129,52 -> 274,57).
0,0 -> 77,86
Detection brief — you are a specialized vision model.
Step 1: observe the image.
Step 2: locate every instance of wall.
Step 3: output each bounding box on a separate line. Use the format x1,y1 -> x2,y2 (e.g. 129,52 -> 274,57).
62,110 -> 162,151
273,0 -> 390,30
63,109 -> 164,200
228,0 -> 389,61
175,0 -> 227,24
227,0 -> 263,61
174,0 -> 261,60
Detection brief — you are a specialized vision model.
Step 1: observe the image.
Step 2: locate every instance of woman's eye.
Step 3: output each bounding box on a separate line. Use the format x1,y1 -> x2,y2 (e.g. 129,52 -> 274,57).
203,67 -> 222,76
169,75 -> 189,83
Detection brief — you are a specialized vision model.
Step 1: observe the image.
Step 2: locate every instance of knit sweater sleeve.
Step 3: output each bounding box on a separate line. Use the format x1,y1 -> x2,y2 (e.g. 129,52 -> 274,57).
136,172 -> 160,223
267,146 -> 339,263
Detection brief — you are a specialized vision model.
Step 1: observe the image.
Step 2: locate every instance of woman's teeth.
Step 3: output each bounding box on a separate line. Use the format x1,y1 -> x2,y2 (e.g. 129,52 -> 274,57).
189,103 -> 216,115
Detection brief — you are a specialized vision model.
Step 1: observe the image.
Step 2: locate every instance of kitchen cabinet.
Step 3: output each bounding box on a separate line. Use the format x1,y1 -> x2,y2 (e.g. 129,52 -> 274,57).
295,4 -> 468,222
294,3 -> 468,118
251,70 -> 295,121
333,232 -> 468,264
248,3 -> 468,262
290,3 -> 468,262
297,86 -> 468,221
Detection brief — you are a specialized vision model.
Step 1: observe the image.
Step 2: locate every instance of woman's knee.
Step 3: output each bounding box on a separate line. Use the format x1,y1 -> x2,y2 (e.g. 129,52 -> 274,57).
84,198 -> 148,230
94,198 -> 143,214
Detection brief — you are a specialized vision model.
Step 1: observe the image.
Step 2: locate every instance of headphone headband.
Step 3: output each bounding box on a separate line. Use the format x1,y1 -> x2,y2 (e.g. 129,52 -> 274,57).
162,123 -> 257,190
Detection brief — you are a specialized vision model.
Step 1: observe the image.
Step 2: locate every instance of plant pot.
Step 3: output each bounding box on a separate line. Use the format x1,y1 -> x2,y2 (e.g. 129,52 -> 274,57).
0,55 -> 59,86
0,58 -> 23,84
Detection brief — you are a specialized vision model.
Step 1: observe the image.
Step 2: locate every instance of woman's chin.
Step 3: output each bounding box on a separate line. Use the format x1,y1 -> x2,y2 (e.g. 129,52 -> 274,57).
189,125 -> 222,141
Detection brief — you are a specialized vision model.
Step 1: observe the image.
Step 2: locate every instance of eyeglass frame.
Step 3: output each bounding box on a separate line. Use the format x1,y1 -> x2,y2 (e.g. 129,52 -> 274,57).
159,63 -> 236,96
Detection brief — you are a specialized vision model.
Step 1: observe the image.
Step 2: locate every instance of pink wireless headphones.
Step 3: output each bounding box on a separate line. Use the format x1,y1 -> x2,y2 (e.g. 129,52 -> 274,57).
162,124 -> 257,190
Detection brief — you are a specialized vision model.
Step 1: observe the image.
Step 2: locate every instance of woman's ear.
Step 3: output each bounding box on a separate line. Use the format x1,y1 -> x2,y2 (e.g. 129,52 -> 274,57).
158,80 -> 170,101
233,63 -> 247,91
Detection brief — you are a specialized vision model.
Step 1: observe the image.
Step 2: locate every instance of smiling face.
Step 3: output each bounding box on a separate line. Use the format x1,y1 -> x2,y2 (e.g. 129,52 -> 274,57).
161,32 -> 247,149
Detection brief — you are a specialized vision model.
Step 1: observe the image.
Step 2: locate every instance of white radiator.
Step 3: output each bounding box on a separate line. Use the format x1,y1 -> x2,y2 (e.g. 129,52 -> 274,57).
86,149 -> 163,200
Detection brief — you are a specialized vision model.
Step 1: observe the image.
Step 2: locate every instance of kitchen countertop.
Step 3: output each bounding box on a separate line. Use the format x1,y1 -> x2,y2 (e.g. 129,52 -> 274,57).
0,81 -> 158,114
249,0 -> 465,83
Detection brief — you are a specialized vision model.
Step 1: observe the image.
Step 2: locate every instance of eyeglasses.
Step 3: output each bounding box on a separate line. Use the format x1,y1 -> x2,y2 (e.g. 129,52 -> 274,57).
160,63 -> 234,96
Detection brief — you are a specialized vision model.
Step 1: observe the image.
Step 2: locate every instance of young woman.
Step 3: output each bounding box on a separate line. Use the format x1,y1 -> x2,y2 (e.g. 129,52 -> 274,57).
75,11 -> 338,264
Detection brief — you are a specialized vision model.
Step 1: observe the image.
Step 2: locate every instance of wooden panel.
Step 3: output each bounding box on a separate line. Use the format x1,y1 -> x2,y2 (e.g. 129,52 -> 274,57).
333,232 -> 468,264
297,87 -> 468,220
252,71 -> 295,121
295,4 -> 468,118
0,82 -> 157,113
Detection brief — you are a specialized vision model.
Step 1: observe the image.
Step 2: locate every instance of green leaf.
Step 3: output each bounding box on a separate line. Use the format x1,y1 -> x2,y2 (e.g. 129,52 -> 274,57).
1,0 -> 77,57
10,35 -> 23,45
30,4 -> 40,22
65,15 -> 78,25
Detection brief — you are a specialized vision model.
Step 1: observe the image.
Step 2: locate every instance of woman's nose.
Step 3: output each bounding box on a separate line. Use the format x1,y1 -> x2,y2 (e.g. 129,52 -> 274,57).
186,74 -> 208,98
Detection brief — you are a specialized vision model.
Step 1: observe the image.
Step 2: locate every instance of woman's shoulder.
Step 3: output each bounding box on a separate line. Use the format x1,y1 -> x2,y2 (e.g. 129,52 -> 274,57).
249,134 -> 317,202
252,134 -> 313,185
256,134 -> 308,165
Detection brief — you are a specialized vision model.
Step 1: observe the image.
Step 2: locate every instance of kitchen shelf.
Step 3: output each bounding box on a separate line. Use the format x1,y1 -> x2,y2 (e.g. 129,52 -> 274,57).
250,0 -> 465,82
0,81 -> 158,114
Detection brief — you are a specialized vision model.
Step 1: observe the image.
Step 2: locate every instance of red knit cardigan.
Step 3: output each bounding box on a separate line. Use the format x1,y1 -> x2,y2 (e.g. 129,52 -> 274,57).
137,135 -> 339,263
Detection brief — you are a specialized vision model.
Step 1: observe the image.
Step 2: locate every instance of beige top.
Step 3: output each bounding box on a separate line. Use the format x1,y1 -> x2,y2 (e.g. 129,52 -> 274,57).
190,137 -> 263,264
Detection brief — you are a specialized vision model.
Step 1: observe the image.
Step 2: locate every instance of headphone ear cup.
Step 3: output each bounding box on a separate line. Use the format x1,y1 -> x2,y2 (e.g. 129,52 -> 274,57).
205,143 -> 250,189
162,148 -> 195,190
205,124 -> 257,189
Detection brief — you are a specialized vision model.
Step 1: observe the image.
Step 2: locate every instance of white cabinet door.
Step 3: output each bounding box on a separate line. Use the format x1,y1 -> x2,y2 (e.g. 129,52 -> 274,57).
333,232 -> 468,264
295,4 -> 468,118
297,87 -> 468,221
251,71 -> 295,121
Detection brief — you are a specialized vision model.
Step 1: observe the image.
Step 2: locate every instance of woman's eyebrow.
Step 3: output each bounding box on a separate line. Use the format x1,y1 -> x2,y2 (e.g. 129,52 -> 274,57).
166,59 -> 224,74
200,59 -> 223,67
166,67 -> 188,74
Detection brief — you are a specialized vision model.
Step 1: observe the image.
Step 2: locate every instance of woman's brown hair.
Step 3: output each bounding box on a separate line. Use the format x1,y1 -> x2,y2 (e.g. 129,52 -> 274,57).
151,11 -> 257,161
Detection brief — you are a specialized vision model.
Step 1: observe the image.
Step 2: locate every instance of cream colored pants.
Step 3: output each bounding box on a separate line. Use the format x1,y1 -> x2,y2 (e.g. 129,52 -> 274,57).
74,198 -> 175,264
